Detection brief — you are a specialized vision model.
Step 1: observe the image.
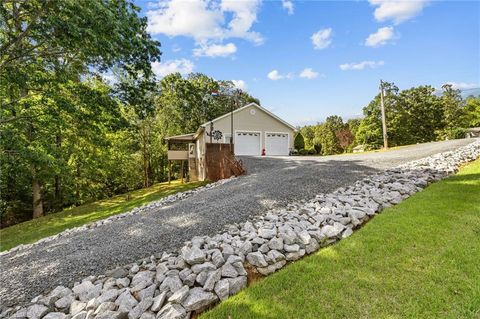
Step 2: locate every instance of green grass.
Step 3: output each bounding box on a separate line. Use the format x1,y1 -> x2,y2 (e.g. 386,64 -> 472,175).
202,160 -> 480,319
0,180 -> 208,252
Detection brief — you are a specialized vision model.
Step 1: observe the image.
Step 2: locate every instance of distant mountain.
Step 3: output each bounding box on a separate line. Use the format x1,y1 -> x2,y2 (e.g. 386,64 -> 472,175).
461,88 -> 480,98
434,87 -> 480,98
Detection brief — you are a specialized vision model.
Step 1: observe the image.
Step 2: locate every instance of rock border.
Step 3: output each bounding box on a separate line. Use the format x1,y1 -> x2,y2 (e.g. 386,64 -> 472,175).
2,141 -> 479,319
0,178 -> 236,257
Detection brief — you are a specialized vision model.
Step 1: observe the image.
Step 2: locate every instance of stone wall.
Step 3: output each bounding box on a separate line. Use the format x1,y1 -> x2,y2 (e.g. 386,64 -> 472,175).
3,141 -> 479,319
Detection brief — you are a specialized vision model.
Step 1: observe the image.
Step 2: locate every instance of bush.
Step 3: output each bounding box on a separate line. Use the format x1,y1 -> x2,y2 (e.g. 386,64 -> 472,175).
447,128 -> 466,140
314,144 -> 322,154
298,149 -> 309,155
308,148 -> 316,155
294,133 -> 305,150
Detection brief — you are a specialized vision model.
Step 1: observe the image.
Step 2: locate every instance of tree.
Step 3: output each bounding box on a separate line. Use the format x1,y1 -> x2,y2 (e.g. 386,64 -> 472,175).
347,118 -> 361,139
314,123 -> 338,155
335,128 -> 354,152
1,0 -> 160,219
398,86 -> 443,143
294,133 -> 305,150
299,126 -> 315,149
464,96 -> 480,127
439,84 -> 468,138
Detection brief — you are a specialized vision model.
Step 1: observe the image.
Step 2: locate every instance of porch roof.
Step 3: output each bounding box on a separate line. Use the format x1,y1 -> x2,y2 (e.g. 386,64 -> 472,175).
164,127 -> 205,143
164,133 -> 196,142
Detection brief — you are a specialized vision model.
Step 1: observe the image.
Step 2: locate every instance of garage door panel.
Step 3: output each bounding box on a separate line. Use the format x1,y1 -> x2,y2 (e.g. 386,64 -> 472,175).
266,133 -> 289,156
235,132 -> 261,156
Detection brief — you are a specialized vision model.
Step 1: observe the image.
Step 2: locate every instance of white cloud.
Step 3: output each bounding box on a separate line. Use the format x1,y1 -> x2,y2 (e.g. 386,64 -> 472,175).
311,28 -> 332,50
365,26 -> 395,47
282,0 -> 294,15
232,79 -> 247,90
267,70 -> 282,80
147,0 -> 223,41
369,0 -> 429,24
151,59 -> 194,77
147,0 -> 263,48
267,69 -> 293,80
221,0 -> 263,45
339,60 -> 385,71
193,42 -> 237,57
443,82 -> 479,91
299,68 -> 319,79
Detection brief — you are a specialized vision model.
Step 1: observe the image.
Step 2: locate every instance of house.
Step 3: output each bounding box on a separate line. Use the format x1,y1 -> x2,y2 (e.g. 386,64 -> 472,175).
352,145 -> 365,153
465,127 -> 480,138
165,102 -> 297,181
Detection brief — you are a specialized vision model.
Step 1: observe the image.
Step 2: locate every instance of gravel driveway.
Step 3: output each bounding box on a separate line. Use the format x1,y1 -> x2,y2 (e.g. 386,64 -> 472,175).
0,138 -> 475,307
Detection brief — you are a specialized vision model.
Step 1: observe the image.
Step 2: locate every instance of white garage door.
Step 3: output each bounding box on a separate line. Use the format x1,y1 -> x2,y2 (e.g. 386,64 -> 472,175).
266,133 -> 289,156
235,132 -> 261,156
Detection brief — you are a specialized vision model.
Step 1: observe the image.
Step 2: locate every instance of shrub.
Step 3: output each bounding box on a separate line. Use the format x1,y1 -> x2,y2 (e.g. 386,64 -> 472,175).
447,128 -> 466,140
308,148 -> 316,155
314,144 -> 322,154
294,133 -> 305,150
298,149 -> 309,155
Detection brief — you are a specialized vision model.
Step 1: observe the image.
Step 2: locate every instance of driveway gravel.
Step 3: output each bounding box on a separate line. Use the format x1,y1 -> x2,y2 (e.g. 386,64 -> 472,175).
0,138 -> 476,307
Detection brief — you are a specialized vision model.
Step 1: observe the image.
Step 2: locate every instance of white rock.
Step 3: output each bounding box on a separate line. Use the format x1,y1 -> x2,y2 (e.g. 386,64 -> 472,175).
168,286 -> 190,304
150,291 -> 167,312
227,276 -> 247,295
26,305 -> 49,319
72,281 -> 102,302
246,252 -> 268,267
156,304 -> 186,319
267,237 -> 283,250
214,280 -> 229,301
181,246 -> 206,265
128,297 -> 153,319
220,263 -> 238,278
43,313 -> 67,319
115,290 -> 138,313
182,287 -> 217,312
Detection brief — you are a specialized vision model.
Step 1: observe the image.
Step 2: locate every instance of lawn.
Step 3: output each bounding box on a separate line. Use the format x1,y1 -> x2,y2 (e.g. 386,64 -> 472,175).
202,159 -> 480,319
0,180 -> 208,252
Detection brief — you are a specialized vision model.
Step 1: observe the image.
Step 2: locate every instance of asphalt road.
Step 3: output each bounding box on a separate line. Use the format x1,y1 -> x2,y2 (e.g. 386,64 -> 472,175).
0,138 -> 475,308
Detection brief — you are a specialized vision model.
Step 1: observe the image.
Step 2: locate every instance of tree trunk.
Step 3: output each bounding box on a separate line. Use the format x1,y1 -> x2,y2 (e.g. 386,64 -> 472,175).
75,164 -> 80,205
141,123 -> 150,188
32,168 -> 44,218
54,134 -> 62,210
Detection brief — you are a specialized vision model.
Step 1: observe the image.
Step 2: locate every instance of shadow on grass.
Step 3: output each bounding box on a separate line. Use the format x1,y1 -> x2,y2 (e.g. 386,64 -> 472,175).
0,181 -> 207,251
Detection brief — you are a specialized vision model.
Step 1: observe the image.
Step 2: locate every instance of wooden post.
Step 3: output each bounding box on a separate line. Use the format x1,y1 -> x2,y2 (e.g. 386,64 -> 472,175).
180,160 -> 184,183
168,160 -> 171,184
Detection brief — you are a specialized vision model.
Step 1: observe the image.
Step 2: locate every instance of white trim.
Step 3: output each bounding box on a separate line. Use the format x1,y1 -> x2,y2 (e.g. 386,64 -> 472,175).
223,133 -> 232,144
234,130 -> 262,156
265,131 -> 290,156
201,103 -> 297,132
165,132 -> 195,140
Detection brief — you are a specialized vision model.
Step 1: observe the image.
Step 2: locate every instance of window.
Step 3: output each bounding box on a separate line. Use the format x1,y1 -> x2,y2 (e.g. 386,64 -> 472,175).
224,133 -> 232,143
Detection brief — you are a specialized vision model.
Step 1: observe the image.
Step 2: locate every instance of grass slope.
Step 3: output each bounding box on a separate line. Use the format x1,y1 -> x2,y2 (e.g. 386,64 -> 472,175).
0,180 -> 207,252
202,160 -> 480,319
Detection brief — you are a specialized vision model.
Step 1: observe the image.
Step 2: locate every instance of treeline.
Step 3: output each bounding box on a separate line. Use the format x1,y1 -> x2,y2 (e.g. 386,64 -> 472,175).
0,0 -> 258,226
297,83 -> 480,155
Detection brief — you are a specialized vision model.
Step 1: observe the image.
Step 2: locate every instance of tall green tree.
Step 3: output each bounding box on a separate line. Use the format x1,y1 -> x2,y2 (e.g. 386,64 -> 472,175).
464,96 -> 480,128
1,0 -> 161,220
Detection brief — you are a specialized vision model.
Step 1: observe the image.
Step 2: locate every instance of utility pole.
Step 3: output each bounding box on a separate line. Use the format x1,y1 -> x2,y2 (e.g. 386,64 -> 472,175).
379,80 -> 388,149
230,90 -> 237,150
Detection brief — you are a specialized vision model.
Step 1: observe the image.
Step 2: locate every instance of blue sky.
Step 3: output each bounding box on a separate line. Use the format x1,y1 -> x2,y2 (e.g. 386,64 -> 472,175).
134,0 -> 480,126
